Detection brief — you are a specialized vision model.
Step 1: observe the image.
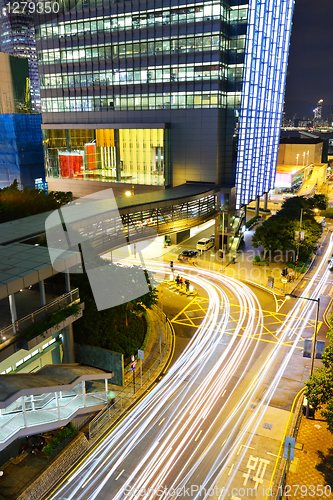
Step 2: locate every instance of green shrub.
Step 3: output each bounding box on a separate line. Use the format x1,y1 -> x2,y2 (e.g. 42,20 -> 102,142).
252,260 -> 268,266
253,255 -> 261,262
24,303 -> 81,339
246,215 -> 260,228
42,444 -> 54,457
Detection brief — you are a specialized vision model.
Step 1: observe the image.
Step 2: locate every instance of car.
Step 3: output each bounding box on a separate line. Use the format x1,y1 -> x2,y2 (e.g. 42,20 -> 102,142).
178,250 -> 198,261
196,237 -> 214,251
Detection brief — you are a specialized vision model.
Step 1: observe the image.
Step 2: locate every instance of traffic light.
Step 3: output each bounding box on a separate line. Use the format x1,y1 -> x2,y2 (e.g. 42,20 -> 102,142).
170,260 -> 174,269
281,268 -> 288,277
295,260 -> 299,266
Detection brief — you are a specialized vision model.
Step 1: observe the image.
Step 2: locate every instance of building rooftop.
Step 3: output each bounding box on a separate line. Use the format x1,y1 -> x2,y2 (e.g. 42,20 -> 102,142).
0,363 -> 112,406
0,183 -> 219,246
116,182 -> 218,210
0,210 -> 53,245
0,243 -> 81,300
279,137 -> 323,144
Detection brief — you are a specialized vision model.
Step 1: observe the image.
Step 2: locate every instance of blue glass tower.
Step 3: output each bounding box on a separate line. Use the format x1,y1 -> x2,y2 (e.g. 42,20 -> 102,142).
235,0 -> 294,209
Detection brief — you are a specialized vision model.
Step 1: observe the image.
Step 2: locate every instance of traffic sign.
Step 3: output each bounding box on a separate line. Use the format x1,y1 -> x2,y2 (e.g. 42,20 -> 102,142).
138,350 -> 144,360
284,436 -> 295,460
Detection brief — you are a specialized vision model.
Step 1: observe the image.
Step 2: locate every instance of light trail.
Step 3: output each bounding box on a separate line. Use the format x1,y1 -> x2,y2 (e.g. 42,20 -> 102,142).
189,233 -> 333,500
48,231 -> 333,500
48,262 -> 263,500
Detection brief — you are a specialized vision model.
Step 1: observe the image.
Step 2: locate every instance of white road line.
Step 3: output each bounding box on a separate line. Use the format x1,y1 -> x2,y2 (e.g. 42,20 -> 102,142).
195,430 -> 203,442
115,469 -> 125,481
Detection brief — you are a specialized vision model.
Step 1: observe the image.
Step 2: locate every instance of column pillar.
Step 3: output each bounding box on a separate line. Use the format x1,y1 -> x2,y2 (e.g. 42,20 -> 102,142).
9,294 -> 17,324
255,196 -> 260,217
22,396 -> 28,427
105,379 -> 108,401
82,380 -> 86,407
39,280 -> 46,307
65,271 -> 71,293
264,192 -> 268,211
55,392 -> 61,420
62,325 -> 75,363
214,216 -> 219,251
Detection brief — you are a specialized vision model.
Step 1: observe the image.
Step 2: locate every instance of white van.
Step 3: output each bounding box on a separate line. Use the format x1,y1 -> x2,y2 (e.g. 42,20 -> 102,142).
196,237 -> 214,251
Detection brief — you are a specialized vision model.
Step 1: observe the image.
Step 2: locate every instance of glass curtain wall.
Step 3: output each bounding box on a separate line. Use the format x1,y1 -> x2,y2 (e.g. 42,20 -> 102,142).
43,128 -> 167,186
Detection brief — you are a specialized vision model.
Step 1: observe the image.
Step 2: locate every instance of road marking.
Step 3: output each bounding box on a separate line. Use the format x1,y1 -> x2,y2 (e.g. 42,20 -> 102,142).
159,418 -> 165,426
228,464 -> 234,476
115,469 -> 125,480
195,430 -> 202,442
300,282 -> 305,289
221,389 -> 226,397
237,444 -> 255,455
267,452 -> 281,458
221,439 -> 226,447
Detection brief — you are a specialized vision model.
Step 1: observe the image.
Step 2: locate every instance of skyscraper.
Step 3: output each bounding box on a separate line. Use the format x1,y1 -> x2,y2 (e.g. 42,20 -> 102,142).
36,0 -> 294,209
0,2 -> 40,110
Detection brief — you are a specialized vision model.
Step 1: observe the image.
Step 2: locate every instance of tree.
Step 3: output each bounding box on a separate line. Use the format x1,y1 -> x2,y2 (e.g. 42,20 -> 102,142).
307,194 -> 328,211
252,217 -> 296,258
252,194 -> 322,261
305,329 -> 333,432
0,180 -> 72,223
40,224 -> 159,358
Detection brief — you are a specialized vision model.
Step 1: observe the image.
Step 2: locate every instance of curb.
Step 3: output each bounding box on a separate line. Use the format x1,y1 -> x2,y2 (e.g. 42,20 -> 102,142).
266,388 -> 305,500
41,306 -> 175,500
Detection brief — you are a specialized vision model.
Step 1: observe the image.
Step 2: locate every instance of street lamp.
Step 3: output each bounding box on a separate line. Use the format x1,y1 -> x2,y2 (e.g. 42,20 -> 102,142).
295,208 -> 303,264
285,293 -> 320,417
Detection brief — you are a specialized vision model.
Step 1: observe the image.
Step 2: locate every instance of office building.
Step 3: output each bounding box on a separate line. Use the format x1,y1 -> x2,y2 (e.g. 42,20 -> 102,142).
0,52 -> 44,189
0,2 -> 40,110
36,0 -> 294,210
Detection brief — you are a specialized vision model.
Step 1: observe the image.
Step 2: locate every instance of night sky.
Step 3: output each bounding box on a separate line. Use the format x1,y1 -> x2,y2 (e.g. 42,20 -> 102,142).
284,0 -> 333,119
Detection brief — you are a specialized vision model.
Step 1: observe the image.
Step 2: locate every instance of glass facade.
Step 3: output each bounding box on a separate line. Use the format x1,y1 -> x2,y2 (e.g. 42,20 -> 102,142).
36,1 -> 242,115
0,1 -> 40,110
35,0 -> 293,198
44,127 -> 169,186
235,0 -> 294,208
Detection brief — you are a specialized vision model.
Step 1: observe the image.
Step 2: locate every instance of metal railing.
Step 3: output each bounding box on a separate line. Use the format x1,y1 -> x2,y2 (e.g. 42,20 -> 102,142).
88,306 -> 171,440
0,288 -> 79,341
272,392 -> 304,499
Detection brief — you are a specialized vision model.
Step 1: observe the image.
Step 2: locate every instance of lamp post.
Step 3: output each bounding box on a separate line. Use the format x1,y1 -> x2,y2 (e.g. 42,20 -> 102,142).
285,293 -> 320,417
221,211 -> 225,272
295,208 -> 303,264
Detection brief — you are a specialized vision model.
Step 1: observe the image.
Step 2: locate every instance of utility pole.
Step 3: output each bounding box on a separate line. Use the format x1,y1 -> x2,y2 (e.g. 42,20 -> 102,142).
221,211 -> 225,272
296,208 -> 303,263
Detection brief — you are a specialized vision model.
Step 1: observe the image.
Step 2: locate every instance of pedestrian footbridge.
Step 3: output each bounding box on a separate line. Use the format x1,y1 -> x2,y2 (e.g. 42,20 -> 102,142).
0,364 -> 113,450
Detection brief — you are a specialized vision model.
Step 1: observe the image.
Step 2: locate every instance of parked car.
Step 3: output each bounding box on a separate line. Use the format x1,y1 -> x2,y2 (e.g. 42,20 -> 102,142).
178,250 -> 198,261
196,237 -> 214,251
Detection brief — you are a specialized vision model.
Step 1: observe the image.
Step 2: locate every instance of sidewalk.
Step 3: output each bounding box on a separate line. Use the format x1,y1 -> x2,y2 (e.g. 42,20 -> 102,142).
160,224 -> 331,299
283,412 -> 333,499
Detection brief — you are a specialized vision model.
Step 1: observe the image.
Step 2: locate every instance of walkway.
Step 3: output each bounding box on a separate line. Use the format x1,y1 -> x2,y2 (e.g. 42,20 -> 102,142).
284,413 -> 333,499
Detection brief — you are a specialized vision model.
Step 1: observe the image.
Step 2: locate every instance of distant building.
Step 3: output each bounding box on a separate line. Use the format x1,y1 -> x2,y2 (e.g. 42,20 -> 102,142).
0,52 -> 44,189
0,3 -> 40,110
275,137 -> 327,193
313,99 -> 323,122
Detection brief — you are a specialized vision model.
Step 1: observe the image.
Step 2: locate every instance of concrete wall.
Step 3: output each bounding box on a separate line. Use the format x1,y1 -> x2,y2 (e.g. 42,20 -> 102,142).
46,177 -> 165,198
42,108 -> 232,188
0,335 -> 62,375
17,432 -> 89,500
74,343 -> 123,386
277,143 -> 323,166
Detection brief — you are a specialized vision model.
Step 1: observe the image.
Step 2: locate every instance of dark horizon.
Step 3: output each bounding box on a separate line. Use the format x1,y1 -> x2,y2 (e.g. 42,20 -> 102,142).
284,0 -> 332,119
